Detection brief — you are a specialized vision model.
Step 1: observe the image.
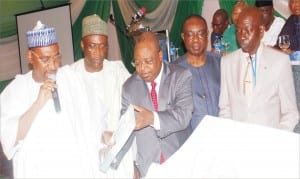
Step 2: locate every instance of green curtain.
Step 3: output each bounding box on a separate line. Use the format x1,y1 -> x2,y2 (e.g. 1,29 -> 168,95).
111,0 -> 136,73
0,79 -> 13,93
72,0 -> 111,61
170,0 -> 204,56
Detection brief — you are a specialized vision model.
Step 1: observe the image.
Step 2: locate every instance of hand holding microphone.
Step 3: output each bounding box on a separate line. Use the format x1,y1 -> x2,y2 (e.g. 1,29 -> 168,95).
48,73 -> 61,113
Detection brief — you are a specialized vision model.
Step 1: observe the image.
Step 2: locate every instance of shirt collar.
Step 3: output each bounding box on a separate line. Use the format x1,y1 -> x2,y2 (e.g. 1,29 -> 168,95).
147,62 -> 163,91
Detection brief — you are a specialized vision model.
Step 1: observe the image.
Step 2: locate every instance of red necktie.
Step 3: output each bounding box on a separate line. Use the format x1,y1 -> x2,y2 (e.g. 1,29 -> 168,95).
150,81 -> 158,111
150,81 -> 165,164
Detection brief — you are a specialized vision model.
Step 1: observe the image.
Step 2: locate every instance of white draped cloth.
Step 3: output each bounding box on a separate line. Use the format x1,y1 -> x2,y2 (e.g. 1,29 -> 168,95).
146,116 -> 300,178
1,65 -> 107,178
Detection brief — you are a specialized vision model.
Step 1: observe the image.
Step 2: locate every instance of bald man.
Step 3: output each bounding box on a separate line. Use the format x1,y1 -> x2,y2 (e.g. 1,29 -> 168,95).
219,7 -> 299,131
121,32 -> 193,178
211,9 -> 229,50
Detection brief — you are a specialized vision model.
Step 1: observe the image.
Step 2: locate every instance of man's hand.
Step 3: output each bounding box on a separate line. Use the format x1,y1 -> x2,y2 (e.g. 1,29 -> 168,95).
36,78 -> 57,107
133,161 -> 140,179
133,105 -> 154,130
102,131 -> 114,146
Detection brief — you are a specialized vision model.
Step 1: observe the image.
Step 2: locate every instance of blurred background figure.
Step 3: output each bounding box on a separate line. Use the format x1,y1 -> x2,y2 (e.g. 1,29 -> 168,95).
255,0 -> 285,47
211,9 -> 229,55
223,0 -> 248,53
277,0 -> 300,55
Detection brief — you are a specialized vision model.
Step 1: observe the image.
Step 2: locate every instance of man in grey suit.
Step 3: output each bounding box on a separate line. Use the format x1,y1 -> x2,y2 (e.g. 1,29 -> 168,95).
219,7 -> 299,131
121,32 -> 193,178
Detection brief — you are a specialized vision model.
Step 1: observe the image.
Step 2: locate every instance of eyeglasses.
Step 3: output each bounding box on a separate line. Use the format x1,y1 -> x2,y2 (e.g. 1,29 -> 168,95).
31,50 -> 61,64
133,59 -> 154,67
184,31 -> 208,40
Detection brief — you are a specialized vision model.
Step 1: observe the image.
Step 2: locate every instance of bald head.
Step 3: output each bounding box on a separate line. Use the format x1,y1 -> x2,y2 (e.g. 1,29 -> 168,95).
212,9 -> 229,35
236,7 -> 265,54
135,32 -> 160,52
238,7 -> 263,27
134,32 -> 163,82
214,9 -> 228,21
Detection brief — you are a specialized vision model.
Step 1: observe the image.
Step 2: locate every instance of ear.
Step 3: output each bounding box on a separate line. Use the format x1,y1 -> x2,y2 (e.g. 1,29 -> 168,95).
158,50 -> 163,62
27,50 -> 33,64
181,32 -> 185,41
80,40 -> 84,50
259,25 -> 265,39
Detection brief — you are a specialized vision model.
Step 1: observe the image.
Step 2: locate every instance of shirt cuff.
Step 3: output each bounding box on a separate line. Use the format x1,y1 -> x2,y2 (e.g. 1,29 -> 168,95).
152,112 -> 160,130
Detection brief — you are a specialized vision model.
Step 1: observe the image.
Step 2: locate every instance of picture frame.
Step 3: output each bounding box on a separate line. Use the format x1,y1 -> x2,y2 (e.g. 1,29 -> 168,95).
154,29 -> 171,62
16,4 -> 74,74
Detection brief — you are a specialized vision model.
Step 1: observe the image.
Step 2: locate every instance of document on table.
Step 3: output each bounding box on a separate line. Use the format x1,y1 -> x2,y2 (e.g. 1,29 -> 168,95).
99,105 -> 136,173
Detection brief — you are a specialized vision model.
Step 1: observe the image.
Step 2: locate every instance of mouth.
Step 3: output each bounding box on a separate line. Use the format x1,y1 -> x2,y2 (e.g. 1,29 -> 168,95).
191,44 -> 201,50
294,8 -> 300,14
92,58 -> 104,64
140,73 -> 151,81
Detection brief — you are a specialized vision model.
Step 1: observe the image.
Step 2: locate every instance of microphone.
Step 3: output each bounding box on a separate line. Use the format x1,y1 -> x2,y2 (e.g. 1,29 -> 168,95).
48,73 -> 61,113
131,7 -> 146,23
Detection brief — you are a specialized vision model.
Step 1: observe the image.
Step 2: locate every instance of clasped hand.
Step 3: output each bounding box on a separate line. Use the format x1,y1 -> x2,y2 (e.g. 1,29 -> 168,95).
36,78 -> 57,107
133,105 -> 154,130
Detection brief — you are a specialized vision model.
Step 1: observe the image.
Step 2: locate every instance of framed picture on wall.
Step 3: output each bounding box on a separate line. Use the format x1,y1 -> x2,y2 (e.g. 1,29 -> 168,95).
154,29 -> 171,63
16,4 -> 74,74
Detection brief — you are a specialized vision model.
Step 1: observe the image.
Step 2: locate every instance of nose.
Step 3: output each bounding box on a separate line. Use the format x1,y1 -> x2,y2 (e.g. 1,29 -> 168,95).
47,58 -> 58,71
240,30 -> 248,40
192,34 -> 200,42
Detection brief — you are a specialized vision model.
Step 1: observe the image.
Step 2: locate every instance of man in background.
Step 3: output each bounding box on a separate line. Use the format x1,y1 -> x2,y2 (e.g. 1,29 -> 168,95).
223,0 -> 248,53
210,9 -> 229,54
219,7 -> 299,131
255,0 -> 285,46
277,0 -> 300,53
174,14 -> 220,130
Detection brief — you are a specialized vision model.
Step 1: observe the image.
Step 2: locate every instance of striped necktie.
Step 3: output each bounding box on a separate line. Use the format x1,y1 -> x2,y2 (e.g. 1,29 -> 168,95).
150,81 -> 158,111
150,81 -> 164,164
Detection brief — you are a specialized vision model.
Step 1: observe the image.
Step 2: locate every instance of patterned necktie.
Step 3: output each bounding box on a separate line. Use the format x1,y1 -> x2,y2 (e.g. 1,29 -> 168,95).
150,81 -> 164,164
243,57 -> 253,105
150,81 -> 158,111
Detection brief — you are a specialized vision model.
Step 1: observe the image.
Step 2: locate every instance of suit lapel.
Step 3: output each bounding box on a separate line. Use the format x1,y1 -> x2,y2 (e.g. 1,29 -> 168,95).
135,74 -> 154,111
253,45 -> 270,98
158,62 -> 170,111
237,50 -> 247,96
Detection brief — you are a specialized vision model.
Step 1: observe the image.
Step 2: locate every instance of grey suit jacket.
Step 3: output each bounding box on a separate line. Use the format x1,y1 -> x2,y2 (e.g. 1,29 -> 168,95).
219,44 -> 299,131
121,62 -> 193,176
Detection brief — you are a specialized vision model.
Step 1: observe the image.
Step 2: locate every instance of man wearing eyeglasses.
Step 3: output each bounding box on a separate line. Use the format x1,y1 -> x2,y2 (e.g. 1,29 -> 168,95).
121,32 -> 193,178
0,21 -> 108,178
174,14 -> 221,131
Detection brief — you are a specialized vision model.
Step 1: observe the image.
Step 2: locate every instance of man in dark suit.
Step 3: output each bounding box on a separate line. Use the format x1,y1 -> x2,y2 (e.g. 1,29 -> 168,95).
121,32 -> 193,178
